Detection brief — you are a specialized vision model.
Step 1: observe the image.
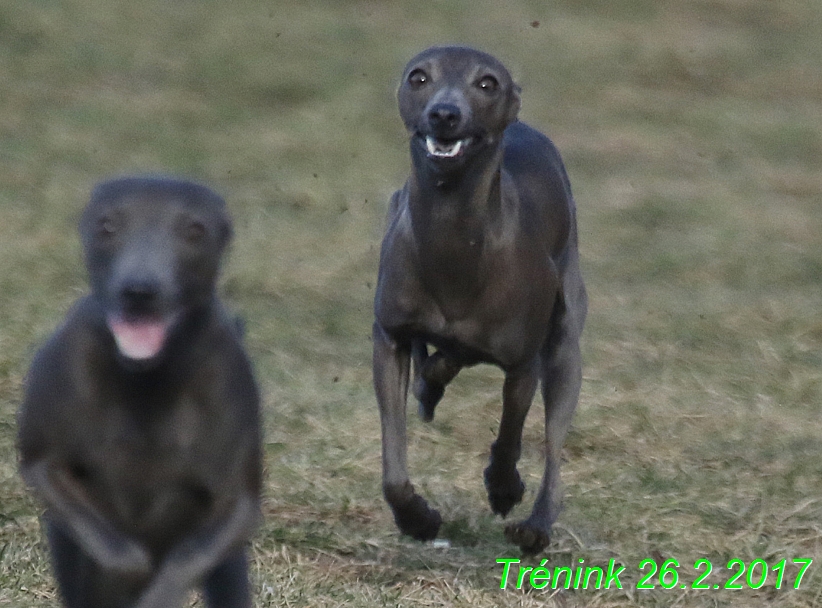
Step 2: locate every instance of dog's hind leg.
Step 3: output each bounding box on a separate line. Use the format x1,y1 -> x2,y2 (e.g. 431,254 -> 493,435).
46,520 -> 97,608
47,519 -> 145,608
506,269 -> 587,554
374,324 -> 443,541
412,341 -> 461,422
202,547 -> 252,608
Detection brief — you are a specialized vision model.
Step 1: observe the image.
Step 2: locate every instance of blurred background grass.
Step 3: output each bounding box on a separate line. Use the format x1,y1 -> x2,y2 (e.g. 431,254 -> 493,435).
1,0 -> 821,606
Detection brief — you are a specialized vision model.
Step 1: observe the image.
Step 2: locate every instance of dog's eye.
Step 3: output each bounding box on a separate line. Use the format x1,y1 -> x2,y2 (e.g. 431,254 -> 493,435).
182,220 -> 207,243
96,216 -> 118,239
477,75 -> 499,92
408,69 -> 428,88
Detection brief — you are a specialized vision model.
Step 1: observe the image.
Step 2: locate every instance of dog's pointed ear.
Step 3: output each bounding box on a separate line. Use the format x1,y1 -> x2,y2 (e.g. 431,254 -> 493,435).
507,84 -> 522,123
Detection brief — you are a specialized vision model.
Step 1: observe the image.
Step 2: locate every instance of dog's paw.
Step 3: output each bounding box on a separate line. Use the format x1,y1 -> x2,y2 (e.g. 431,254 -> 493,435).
505,520 -> 551,555
484,466 -> 525,517
107,541 -> 153,580
393,494 -> 442,541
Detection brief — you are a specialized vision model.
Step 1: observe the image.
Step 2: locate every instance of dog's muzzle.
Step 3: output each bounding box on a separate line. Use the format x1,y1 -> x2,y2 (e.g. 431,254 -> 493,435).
425,136 -> 472,159
107,278 -> 176,361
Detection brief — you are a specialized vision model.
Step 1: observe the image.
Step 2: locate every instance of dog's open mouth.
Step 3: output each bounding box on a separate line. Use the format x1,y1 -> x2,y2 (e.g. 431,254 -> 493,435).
425,136 -> 471,159
107,315 -> 172,361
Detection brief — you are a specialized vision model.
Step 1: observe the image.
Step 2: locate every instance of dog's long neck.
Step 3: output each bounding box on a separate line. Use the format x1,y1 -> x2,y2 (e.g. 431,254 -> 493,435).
407,144 -> 505,298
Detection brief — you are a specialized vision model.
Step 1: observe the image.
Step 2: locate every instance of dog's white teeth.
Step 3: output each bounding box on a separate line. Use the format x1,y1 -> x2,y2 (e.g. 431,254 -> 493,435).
426,136 -> 446,156
426,136 -> 465,158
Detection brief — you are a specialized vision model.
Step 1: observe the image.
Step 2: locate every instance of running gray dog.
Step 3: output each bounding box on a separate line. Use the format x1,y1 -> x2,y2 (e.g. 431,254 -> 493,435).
373,46 -> 587,554
17,177 -> 262,607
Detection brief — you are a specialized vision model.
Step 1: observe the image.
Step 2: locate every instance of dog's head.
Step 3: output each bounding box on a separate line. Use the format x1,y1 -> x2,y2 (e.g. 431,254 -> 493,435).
398,46 -> 521,170
80,176 -> 232,367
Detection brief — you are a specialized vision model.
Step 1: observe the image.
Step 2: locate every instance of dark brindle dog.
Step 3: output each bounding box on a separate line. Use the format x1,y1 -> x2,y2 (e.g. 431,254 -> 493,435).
17,177 -> 262,607
373,46 -> 587,554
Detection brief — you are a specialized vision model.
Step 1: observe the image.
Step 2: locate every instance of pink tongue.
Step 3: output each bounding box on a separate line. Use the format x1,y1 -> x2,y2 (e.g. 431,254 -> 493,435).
107,318 -> 168,360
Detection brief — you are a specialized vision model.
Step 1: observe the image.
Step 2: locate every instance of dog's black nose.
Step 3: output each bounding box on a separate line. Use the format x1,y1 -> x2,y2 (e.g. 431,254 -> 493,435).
428,103 -> 461,133
120,278 -> 161,312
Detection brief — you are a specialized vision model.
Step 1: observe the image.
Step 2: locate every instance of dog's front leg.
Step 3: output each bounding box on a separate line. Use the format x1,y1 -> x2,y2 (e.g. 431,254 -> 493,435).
133,493 -> 258,608
373,323 -> 442,541
21,459 -> 153,578
506,304 -> 584,555
484,361 -> 539,519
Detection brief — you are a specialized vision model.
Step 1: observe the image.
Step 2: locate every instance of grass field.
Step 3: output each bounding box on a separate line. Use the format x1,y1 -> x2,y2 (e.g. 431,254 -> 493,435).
1,0 -> 821,606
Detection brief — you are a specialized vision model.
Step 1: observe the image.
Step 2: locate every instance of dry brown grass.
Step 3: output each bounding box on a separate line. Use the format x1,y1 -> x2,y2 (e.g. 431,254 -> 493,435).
1,0 -> 821,606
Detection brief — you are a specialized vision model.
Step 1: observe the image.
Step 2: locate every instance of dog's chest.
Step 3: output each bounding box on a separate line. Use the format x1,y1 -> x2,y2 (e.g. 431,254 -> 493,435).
387,284 -> 548,367
100,394 -> 202,454
87,396 -> 216,534
378,242 -> 557,367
